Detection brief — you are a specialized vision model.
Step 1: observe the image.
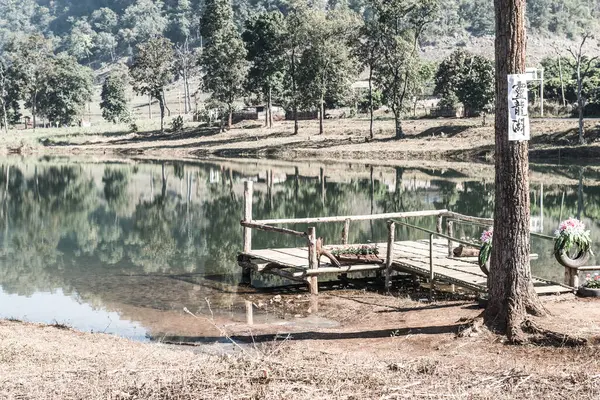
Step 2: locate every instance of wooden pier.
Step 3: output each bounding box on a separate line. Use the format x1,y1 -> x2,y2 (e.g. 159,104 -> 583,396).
238,181 -> 573,296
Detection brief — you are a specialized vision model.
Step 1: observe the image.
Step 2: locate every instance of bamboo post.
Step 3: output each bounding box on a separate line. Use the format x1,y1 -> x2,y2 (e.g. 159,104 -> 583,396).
386,221 -> 395,292
342,219 -> 350,244
308,227 -> 319,295
429,233 -> 434,301
245,300 -> 253,325
243,181 -> 253,253
446,220 -> 454,257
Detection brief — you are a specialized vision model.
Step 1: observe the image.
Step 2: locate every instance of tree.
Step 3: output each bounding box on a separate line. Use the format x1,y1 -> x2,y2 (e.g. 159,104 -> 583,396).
12,35 -> 54,129
101,68 -> 130,123
284,1 -> 311,135
485,0 -> 546,342
243,11 -> 287,128
119,0 -> 168,46
354,18 -> 381,139
297,6 -> 358,135
370,0 -> 438,139
167,0 -> 193,44
434,50 -> 495,116
0,59 -> 21,133
35,55 -> 94,126
129,37 -> 175,133
174,40 -> 198,114
200,0 -> 248,130
65,18 -> 97,62
567,34 -> 598,145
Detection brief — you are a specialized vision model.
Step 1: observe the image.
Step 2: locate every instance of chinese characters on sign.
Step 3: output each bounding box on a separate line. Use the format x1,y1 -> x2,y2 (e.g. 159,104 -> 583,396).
507,74 -> 530,141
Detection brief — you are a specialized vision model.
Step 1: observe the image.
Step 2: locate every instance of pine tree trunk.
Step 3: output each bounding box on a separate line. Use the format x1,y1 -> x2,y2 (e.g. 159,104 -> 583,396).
228,105 -> 232,130
485,0 -> 546,341
319,93 -> 324,135
1,99 -> 8,134
159,96 -> 165,133
577,60 -> 585,144
268,86 -> 273,128
369,66 -> 374,140
393,108 -> 403,139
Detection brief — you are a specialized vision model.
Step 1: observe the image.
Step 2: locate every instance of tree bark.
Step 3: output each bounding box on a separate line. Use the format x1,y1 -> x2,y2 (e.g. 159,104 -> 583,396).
1,99 -> 7,134
228,104 -> 233,130
158,95 -> 165,133
558,57 -> 566,107
393,109 -> 404,139
319,91 -> 324,135
485,0 -> 546,341
32,92 -> 37,131
291,49 -> 299,135
576,59 -> 585,144
369,66 -> 374,140
268,86 -> 273,128
162,89 -> 171,117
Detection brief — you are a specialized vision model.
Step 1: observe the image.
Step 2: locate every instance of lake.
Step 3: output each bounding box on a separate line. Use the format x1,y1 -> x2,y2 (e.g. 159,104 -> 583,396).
0,157 -> 596,341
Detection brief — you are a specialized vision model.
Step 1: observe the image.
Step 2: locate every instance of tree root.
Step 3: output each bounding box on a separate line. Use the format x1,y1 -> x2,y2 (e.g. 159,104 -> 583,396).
456,314 -> 486,338
520,319 -> 588,347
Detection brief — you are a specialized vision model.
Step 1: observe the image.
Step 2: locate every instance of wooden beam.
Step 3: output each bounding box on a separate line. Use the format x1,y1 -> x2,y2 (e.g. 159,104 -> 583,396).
255,209 -> 447,225
386,221 -> 395,291
240,221 -> 307,238
308,227 -> 318,295
243,181 -> 253,252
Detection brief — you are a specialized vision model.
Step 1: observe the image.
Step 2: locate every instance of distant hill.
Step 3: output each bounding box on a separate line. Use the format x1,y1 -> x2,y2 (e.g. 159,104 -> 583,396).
1,0 -> 599,67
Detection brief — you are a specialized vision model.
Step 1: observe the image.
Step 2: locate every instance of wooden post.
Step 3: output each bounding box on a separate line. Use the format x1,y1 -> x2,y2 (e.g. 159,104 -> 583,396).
429,233 -> 434,301
386,221 -> 395,292
245,300 -> 254,325
308,227 -> 319,295
436,215 -> 443,234
243,181 -> 253,253
446,220 -> 454,257
342,219 -> 350,244
565,267 -> 579,288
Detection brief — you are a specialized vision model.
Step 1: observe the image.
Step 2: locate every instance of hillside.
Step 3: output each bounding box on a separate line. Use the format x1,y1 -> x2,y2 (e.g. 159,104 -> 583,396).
1,0 -> 599,66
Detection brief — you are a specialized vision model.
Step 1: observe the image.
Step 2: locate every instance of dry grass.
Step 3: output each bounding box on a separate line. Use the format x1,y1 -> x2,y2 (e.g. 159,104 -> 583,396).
2,294 -> 600,400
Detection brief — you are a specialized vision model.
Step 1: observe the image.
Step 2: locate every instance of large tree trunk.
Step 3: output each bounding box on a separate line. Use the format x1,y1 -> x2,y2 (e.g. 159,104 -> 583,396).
319,92 -> 324,135
1,99 -> 8,134
159,96 -> 165,133
485,0 -> 545,341
369,66 -> 374,140
228,104 -> 233,130
576,60 -> 585,144
268,86 -> 273,128
393,109 -> 404,139
291,50 -> 298,135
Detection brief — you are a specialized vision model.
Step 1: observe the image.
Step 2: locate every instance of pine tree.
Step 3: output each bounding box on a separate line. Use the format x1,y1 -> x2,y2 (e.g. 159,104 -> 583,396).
101,69 -> 130,124
129,37 -> 175,133
243,11 -> 287,128
200,0 -> 248,130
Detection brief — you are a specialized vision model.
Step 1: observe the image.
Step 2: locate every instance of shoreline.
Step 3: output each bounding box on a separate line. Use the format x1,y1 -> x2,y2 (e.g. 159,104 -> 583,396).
2,117 -> 600,165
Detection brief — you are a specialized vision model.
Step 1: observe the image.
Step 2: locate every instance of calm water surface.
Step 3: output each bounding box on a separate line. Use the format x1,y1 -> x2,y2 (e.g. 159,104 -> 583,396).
0,157 -> 596,340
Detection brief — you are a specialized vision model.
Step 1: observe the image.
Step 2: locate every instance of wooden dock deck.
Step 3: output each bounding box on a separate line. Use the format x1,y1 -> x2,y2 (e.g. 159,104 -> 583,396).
238,181 -> 575,297
239,238 -> 572,295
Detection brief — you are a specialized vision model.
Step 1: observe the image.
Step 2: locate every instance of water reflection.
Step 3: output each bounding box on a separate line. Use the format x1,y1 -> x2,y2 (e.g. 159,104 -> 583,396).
0,158 -> 597,339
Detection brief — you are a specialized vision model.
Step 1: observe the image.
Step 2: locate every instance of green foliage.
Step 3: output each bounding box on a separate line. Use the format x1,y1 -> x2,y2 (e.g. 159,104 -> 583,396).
35,55 -> 94,126
331,244 -> 379,257
434,49 -> 494,116
358,90 -> 382,113
243,11 -> 287,103
119,0 -> 168,46
554,229 -> 593,256
201,0 -> 248,124
478,241 -> 491,267
101,68 -> 130,124
129,36 -> 175,132
170,115 -> 185,132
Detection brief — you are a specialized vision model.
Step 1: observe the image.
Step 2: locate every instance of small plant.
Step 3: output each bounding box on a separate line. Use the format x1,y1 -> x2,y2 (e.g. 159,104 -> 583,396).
129,122 -> 139,133
584,273 -> 600,289
171,115 -> 184,132
554,218 -> 593,256
331,244 -> 379,257
478,227 -> 493,267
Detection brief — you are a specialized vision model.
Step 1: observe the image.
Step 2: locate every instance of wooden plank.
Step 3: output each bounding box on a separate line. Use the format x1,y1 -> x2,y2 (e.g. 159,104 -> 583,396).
256,209 -> 447,225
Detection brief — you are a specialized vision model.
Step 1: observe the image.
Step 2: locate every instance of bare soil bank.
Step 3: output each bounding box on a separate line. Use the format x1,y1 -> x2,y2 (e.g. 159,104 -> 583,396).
5,117 -> 600,164
1,291 -> 600,399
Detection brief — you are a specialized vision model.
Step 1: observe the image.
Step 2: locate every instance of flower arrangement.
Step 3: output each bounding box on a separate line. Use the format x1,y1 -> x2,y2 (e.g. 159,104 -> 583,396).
554,218 -> 593,257
478,227 -> 493,267
584,273 -> 600,289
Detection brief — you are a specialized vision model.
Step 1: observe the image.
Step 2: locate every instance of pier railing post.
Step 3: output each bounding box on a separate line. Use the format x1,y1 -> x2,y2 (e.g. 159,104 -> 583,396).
446,220 -> 454,257
429,233 -> 435,301
342,218 -> 350,244
308,227 -> 319,295
386,221 -> 395,292
243,181 -> 253,253
436,215 -> 443,234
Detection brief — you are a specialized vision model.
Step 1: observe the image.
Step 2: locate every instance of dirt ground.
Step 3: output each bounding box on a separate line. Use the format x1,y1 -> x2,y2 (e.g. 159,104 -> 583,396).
3,117 -> 600,163
2,290 -> 600,399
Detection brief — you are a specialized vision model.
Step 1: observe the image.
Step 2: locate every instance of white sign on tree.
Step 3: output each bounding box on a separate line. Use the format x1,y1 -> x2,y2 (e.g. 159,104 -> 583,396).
507,74 -> 530,141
